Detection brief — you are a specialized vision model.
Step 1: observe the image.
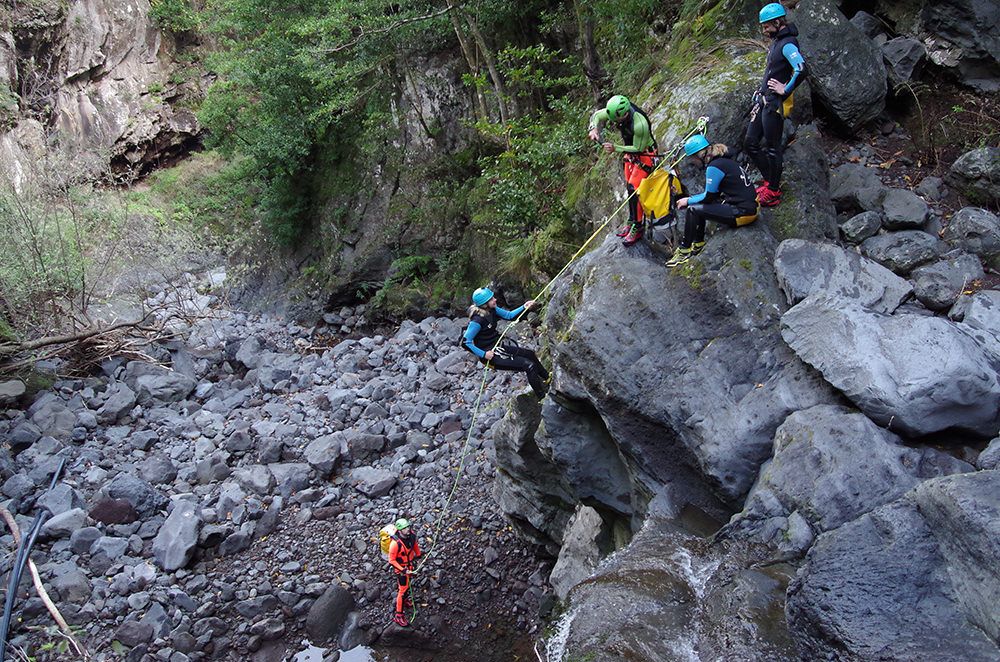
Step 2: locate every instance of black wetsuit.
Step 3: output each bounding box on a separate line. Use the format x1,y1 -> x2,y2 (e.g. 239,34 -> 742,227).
464,308 -> 549,397
745,23 -> 806,188
683,153 -> 758,247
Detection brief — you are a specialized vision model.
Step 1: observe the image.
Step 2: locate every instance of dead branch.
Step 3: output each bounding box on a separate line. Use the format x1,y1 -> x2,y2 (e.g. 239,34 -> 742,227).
319,4 -> 455,54
0,314 -> 156,354
0,508 -> 88,659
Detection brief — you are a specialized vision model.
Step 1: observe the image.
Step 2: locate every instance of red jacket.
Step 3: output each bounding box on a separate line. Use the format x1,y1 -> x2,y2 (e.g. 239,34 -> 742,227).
388,535 -> 421,572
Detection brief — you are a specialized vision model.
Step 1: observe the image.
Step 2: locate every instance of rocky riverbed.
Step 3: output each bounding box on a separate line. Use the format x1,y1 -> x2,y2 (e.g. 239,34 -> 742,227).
0,275 -> 549,661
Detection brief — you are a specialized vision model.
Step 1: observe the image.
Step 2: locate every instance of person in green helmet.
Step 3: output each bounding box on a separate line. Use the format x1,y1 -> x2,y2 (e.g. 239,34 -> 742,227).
388,518 -> 421,627
587,94 -> 659,246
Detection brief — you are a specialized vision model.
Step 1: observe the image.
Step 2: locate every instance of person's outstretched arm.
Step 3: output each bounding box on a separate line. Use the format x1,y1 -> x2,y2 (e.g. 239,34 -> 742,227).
686,166 -> 725,205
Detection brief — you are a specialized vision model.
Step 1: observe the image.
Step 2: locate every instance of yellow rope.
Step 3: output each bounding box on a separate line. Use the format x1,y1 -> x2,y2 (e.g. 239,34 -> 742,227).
407,116 -> 709,585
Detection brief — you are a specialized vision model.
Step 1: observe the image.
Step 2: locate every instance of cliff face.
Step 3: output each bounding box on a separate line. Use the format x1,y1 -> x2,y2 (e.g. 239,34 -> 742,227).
2,0 -> 201,185
490,1 -> 1000,660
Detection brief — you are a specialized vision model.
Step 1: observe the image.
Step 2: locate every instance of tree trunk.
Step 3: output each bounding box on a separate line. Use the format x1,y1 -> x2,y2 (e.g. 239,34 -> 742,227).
449,8 -> 490,121
575,0 -> 608,103
459,8 -> 512,123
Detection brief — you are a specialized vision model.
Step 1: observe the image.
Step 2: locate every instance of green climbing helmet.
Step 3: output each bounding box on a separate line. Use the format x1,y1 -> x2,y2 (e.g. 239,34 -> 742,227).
472,287 -> 494,306
606,95 -> 631,122
395,518 -> 410,531
684,134 -> 710,157
759,2 -> 786,23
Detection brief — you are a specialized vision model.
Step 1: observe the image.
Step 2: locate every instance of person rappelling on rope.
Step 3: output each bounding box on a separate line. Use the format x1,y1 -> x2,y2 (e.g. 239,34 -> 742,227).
587,95 -> 659,246
386,518 -> 421,627
463,287 -> 550,399
745,2 -> 806,207
666,134 -> 759,268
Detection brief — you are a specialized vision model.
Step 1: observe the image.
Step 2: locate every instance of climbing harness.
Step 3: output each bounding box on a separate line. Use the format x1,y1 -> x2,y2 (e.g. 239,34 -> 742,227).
401,116 -> 710,619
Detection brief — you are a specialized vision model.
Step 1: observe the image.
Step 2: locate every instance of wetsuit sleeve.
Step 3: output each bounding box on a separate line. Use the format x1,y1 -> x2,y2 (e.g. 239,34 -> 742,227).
495,305 -> 525,321
688,166 -> 724,205
588,108 -> 610,133
463,321 -> 486,358
614,112 -> 652,154
388,541 -> 405,572
782,43 -> 806,93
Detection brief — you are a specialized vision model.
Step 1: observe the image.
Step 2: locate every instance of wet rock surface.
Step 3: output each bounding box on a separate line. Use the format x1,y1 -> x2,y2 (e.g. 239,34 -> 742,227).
787,472 -> 1000,661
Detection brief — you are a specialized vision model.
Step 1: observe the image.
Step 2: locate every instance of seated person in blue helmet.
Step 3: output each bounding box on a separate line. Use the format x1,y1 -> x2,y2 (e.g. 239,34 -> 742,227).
666,134 -> 759,268
463,287 -> 549,398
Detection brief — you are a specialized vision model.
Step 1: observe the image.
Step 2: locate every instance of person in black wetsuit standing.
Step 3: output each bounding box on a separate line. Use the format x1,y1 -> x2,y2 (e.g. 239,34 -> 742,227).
666,134 -> 759,268
745,2 -> 807,207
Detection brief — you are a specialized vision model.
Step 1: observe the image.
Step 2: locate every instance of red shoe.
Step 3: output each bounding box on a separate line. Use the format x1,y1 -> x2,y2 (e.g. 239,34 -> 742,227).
758,186 -> 782,207
754,180 -> 770,195
622,224 -> 644,246
615,224 -> 631,237
403,595 -> 413,609
393,611 -> 409,627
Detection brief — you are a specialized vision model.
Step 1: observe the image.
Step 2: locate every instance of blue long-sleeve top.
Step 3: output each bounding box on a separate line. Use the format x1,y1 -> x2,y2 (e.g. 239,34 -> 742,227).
463,305 -> 525,358
686,165 -> 725,205
782,43 -> 805,94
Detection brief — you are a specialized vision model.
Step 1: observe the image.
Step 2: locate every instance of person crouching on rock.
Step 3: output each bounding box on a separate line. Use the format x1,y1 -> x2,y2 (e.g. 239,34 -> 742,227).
463,287 -> 550,399
666,135 -> 759,268
389,518 -> 421,627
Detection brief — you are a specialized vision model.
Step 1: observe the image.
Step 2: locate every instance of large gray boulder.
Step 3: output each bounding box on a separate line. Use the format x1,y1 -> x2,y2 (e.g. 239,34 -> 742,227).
104,474 -> 167,517
557,514 -> 797,662
303,434 -> 347,476
767,124 -> 838,241
942,207 -> 1000,267
921,1 -> 1000,92
774,239 -> 912,313
910,252 -> 984,310
881,188 -> 928,229
152,501 -> 202,571
978,438 -> 1000,470
349,467 -> 396,498
861,230 -> 941,274
30,398 -> 75,441
781,295 -> 1000,437
306,584 -> 355,644
881,37 -> 926,83
794,0 -> 887,131
946,147 -> 999,206
839,210 -> 882,244
548,505 -> 606,600
724,405 -> 971,554
492,394 -> 576,555
787,471 -> 1000,661
97,382 -> 136,424
829,163 -> 886,213
536,231 -> 837,513
124,361 -> 197,406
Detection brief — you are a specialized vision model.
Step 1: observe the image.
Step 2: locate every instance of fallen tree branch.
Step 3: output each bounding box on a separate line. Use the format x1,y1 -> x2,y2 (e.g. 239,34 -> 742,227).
0,314 -> 155,355
0,508 -> 88,659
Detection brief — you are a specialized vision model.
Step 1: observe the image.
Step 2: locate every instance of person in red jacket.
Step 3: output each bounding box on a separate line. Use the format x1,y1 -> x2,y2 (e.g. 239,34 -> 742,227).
388,518 -> 421,627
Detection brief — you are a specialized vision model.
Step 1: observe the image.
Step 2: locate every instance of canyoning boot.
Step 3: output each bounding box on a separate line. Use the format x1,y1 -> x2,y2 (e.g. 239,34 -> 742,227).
615,223 -> 632,237
622,223 -> 643,246
754,180 -> 770,196
666,245 -> 694,268
402,595 -> 414,610
394,611 -> 409,627
690,240 -> 706,256
758,186 -> 782,207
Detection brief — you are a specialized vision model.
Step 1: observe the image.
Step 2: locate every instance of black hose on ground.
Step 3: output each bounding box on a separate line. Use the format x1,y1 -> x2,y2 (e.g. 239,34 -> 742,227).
0,457 -> 67,660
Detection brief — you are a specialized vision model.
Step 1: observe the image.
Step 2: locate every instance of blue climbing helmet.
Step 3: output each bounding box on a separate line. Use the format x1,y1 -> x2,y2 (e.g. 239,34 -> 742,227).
472,287 -> 494,306
759,2 -> 786,23
684,134 -> 710,157
606,95 -> 631,122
